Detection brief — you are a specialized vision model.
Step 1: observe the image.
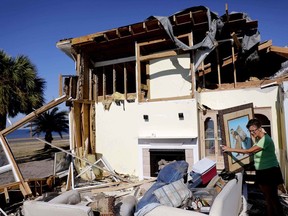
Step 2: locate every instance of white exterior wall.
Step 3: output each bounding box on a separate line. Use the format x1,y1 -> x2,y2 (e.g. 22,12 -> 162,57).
95,102 -> 139,176
95,54 -> 199,178
95,99 -> 199,178
198,86 -> 280,152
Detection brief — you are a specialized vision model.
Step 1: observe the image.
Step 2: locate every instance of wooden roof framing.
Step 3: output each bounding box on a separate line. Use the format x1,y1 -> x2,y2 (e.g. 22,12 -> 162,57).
61,5 -> 258,65
56,5 -> 288,92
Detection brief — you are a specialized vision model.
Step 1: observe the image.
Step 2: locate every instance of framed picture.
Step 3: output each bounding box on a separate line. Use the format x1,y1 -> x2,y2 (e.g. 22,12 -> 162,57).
219,103 -> 254,172
54,151 -> 71,176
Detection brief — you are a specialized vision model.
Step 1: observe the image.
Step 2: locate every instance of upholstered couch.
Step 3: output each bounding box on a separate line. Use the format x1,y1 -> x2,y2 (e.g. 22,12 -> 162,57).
23,190 -> 94,216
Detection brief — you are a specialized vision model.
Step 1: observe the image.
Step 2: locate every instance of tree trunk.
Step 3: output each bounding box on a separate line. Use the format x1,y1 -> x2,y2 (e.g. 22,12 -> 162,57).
44,131 -> 53,150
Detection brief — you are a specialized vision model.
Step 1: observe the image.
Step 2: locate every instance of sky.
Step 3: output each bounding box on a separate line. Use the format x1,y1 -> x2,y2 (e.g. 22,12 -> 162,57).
1,0 -> 288,123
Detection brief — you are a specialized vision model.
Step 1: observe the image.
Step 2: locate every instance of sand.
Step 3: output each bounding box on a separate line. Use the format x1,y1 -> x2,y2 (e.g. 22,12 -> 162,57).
1,136 -> 70,183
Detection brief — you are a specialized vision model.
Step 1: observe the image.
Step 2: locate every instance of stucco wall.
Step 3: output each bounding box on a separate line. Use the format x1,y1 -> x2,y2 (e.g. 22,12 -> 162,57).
95,99 -> 198,177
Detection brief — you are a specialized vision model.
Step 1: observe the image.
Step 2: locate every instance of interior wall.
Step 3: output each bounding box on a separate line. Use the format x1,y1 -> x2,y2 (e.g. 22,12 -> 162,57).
149,54 -> 191,99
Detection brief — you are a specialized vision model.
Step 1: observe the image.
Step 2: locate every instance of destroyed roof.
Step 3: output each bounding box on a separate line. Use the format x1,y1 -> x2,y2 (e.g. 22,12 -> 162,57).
56,5 -> 288,89
57,5 -> 258,62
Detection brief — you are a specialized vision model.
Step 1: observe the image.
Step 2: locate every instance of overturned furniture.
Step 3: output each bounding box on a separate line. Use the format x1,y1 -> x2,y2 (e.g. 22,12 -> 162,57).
23,190 -> 93,216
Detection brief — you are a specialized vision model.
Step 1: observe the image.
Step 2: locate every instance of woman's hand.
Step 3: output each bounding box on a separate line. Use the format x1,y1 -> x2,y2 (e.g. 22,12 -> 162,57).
220,145 -> 230,152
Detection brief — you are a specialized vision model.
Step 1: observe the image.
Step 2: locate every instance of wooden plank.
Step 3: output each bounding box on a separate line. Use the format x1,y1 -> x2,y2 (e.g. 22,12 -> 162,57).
89,104 -> 96,154
4,187 -> 9,203
270,46 -> 288,58
216,47 -> 222,87
74,182 -> 120,192
94,56 -> 135,68
136,42 -> 142,100
0,135 -> 32,197
83,55 -> 90,100
231,41 -> 237,87
73,102 -> 82,150
91,178 -> 156,194
0,182 -> 21,191
139,50 -> 178,61
113,65 -> 116,93
103,67 -> 106,99
231,32 -> 241,49
1,95 -> 69,136
66,163 -> 73,191
82,104 -> 90,153
146,62 -> 151,100
258,40 -> 272,51
124,63 -> 127,100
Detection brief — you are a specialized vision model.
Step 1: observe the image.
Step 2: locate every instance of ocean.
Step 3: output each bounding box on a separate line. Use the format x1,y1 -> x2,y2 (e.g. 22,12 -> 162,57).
5,128 -> 69,140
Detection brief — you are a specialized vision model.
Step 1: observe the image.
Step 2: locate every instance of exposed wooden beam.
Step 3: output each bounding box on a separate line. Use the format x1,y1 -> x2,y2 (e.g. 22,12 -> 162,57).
270,46 -> 288,58
1,95 -> 69,136
93,56 -> 135,68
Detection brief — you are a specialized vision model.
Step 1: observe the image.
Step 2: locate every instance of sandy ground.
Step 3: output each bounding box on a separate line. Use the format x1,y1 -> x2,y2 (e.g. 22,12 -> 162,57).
1,136 -> 69,183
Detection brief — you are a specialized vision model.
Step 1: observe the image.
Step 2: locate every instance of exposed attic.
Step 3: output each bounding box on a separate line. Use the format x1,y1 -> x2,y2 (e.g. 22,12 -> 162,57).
57,5 -> 288,97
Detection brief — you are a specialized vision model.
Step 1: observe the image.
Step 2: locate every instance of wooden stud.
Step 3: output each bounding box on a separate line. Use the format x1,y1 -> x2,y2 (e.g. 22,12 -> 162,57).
124,63 -> 127,100
201,62 -> 205,88
231,40 -> 237,87
90,104 -> 96,154
103,67 -> 106,99
231,32 -> 242,49
113,65 -> 116,93
136,42 -> 142,100
82,104 -> 90,154
216,47 -> 222,87
225,3 -> 229,23
146,62 -> 150,100
73,102 -> 82,151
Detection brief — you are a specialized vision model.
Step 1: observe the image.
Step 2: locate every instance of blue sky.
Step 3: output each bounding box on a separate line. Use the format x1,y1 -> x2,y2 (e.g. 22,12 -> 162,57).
1,0 -> 287,123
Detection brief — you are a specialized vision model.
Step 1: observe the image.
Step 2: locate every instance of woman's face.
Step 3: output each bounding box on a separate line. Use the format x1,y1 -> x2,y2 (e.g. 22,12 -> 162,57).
248,125 -> 260,138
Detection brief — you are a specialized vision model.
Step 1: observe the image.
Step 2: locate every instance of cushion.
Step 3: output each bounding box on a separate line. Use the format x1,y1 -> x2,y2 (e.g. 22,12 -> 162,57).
153,179 -> 192,207
157,160 -> 189,183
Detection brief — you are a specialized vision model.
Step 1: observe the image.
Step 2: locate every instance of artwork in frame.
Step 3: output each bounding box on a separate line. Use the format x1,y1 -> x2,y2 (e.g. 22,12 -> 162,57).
219,103 -> 254,173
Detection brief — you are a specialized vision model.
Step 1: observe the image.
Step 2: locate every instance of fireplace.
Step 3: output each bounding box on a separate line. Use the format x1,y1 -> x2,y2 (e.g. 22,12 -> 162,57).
139,138 -> 197,178
149,149 -> 186,177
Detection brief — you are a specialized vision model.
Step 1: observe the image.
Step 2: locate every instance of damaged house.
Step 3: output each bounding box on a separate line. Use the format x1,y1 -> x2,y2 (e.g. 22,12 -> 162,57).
1,6 -> 288,210
55,5 -> 288,185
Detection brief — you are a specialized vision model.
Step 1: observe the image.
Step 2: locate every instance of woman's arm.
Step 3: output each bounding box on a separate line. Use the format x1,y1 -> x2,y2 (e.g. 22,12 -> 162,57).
221,144 -> 262,154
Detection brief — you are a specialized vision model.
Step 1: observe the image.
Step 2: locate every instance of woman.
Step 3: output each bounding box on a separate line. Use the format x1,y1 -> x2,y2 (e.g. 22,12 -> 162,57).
221,118 -> 284,216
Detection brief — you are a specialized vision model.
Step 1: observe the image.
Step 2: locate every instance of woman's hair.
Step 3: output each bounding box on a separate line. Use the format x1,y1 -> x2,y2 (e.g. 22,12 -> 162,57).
246,118 -> 262,129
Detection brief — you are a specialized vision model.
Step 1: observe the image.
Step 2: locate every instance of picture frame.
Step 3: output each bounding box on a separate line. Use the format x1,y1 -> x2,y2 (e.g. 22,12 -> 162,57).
53,151 -> 71,177
219,103 -> 254,173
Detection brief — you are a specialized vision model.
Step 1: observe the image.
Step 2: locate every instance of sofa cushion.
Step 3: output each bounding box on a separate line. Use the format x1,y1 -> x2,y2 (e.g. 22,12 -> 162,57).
153,179 -> 192,207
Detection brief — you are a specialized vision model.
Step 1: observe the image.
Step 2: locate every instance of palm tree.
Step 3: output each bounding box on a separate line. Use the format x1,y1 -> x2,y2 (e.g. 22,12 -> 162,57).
30,107 -> 69,150
0,50 -> 45,130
